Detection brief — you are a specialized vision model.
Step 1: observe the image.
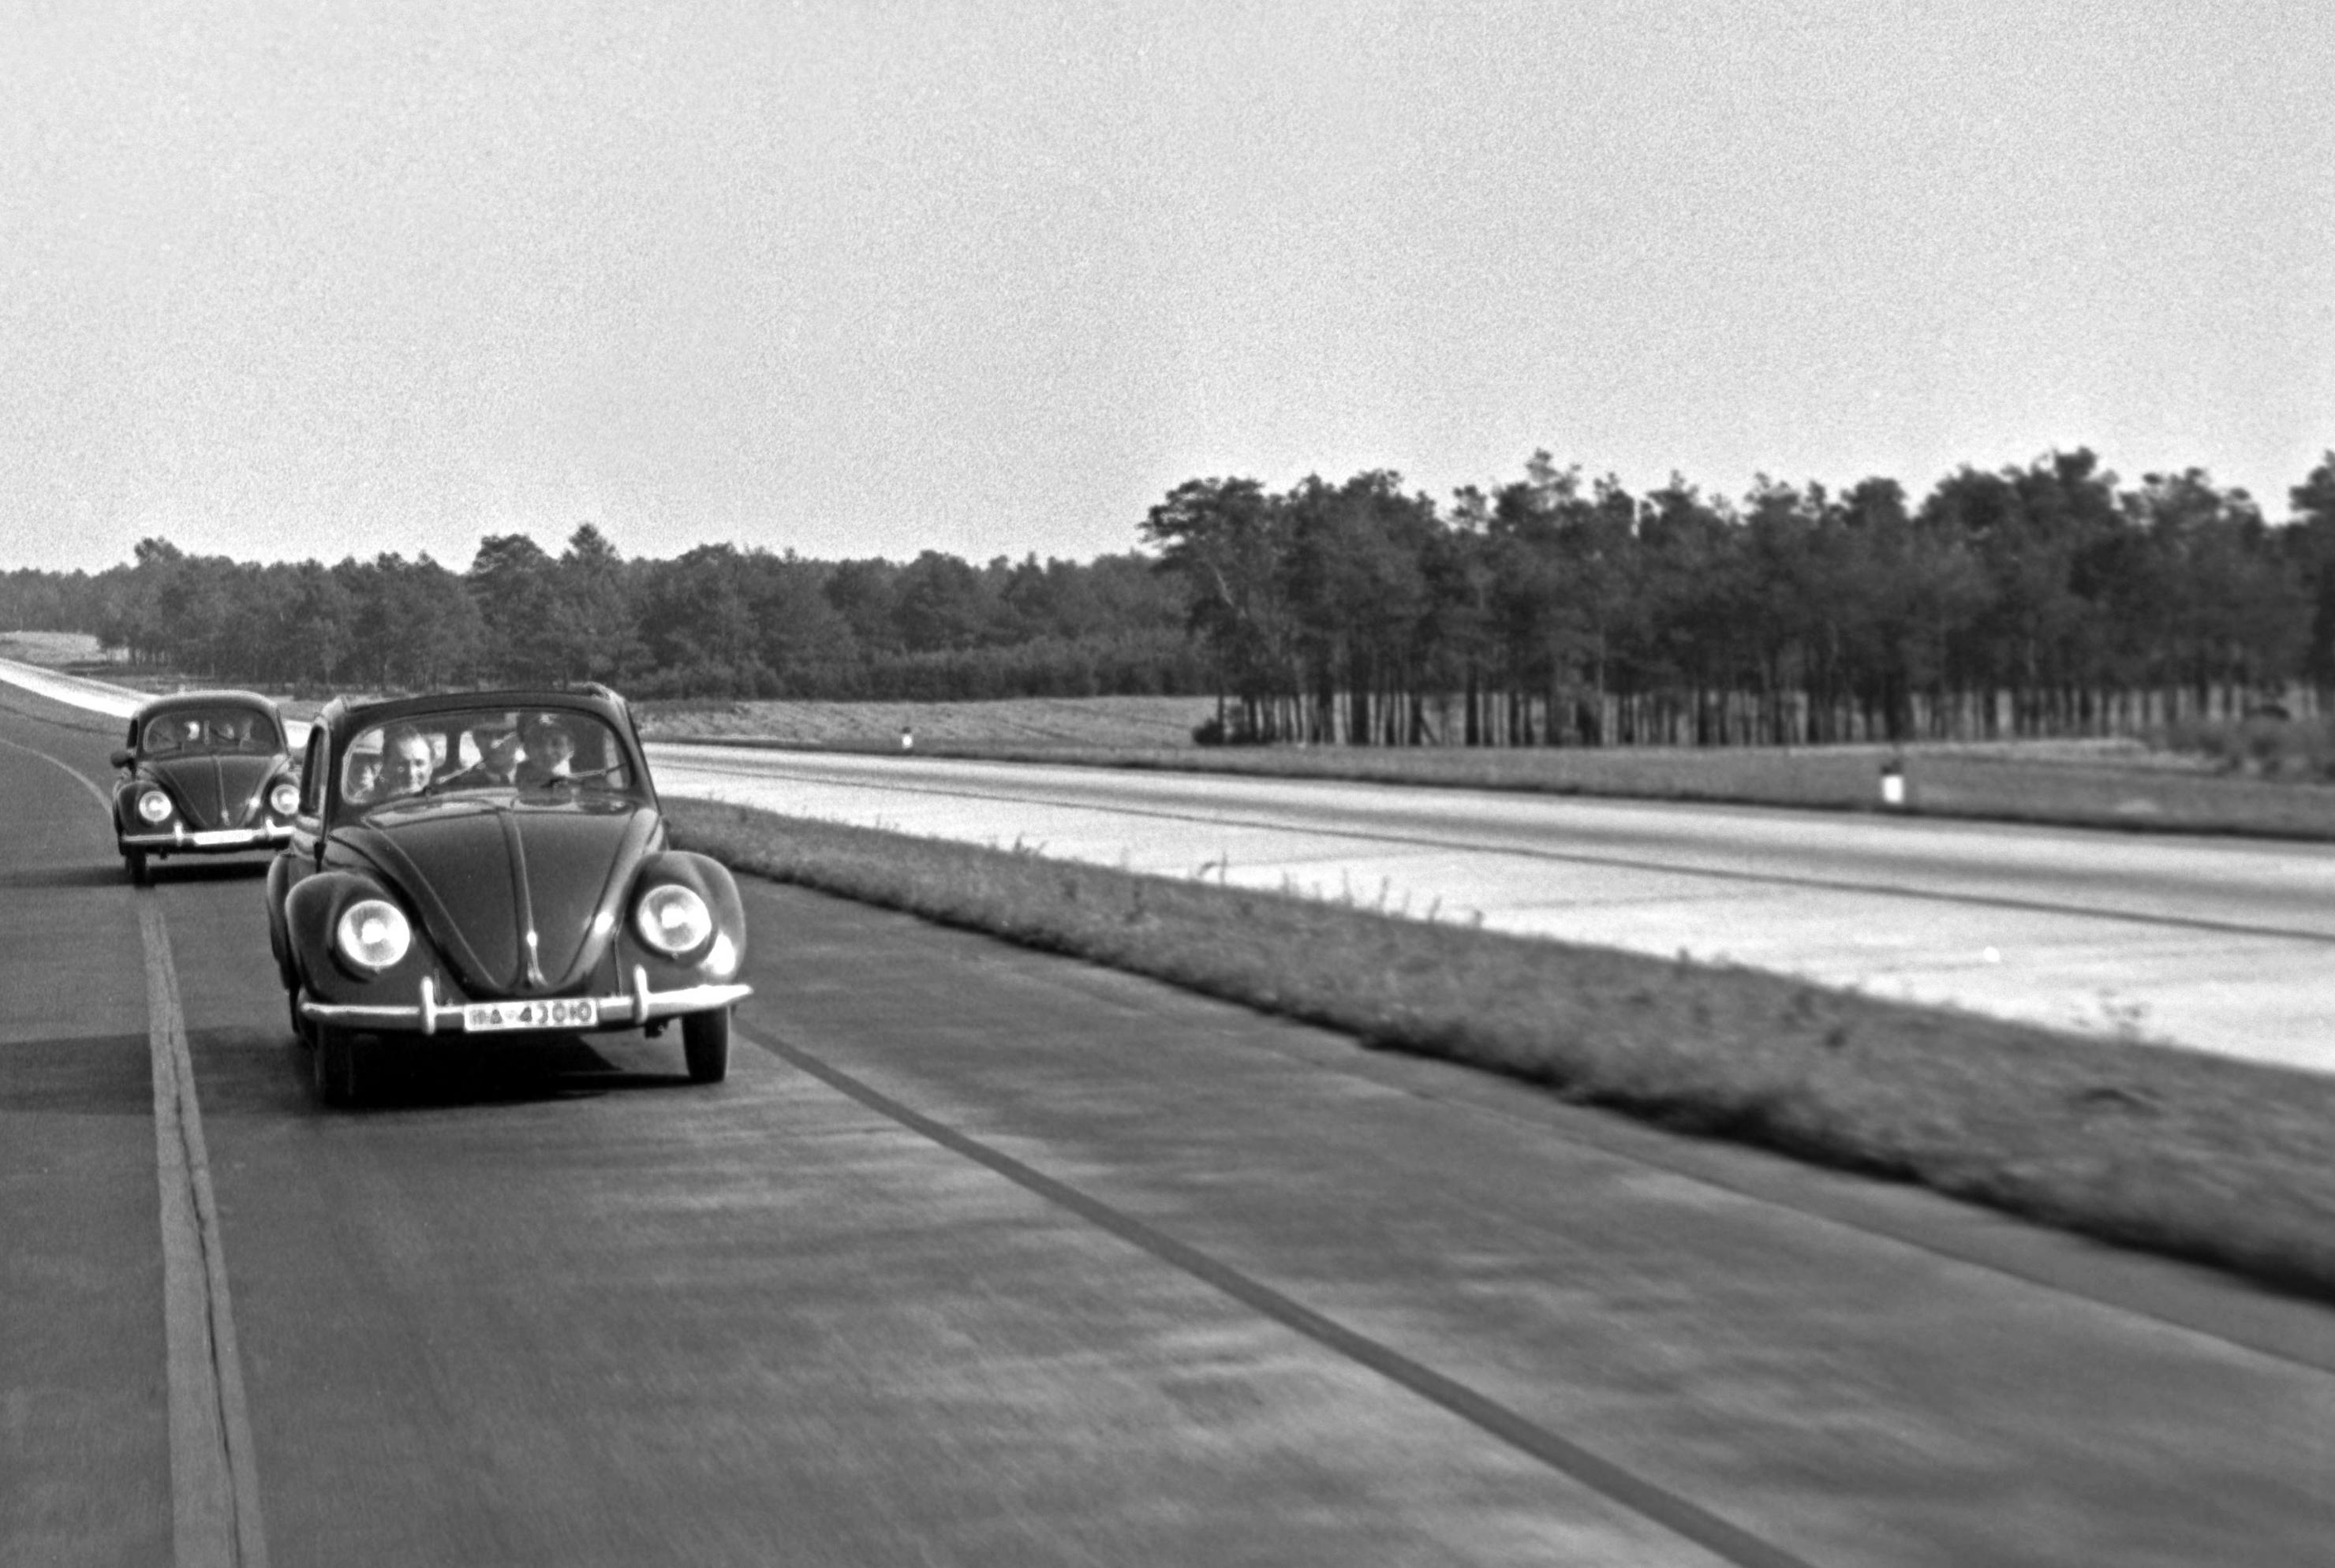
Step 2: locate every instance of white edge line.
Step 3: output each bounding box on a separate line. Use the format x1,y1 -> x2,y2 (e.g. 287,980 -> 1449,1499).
3,694 -> 271,1562
140,900 -> 270,1568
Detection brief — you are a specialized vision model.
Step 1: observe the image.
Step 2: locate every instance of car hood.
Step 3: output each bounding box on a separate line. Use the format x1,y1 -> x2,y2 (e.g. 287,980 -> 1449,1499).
144,754 -> 279,831
339,800 -> 662,997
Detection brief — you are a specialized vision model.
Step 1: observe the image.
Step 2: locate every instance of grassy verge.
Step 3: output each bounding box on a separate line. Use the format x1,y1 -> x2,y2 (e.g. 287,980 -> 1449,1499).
641,694 -> 1215,750
669,796 -> 2335,1301
2156,712 -> 2335,781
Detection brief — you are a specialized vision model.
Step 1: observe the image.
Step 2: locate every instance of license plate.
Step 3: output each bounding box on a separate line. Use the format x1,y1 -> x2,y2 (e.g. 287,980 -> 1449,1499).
461,998 -> 598,1032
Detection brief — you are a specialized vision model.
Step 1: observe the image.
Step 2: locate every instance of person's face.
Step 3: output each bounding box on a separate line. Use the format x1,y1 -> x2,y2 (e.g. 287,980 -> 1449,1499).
480,733 -> 523,777
349,756 -> 381,795
387,739 -> 434,794
543,730 -> 575,767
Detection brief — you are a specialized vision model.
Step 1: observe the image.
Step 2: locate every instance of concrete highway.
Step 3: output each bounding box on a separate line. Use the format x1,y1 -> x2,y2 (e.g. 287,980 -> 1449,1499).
652,745 -> 2335,1073
7,681 -> 2335,1565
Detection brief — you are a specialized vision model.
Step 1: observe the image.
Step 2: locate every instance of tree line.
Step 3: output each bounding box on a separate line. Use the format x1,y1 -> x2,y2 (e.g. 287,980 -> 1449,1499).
4,446 -> 2332,745
1144,450 -> 2335,745
1,532 -> 1208,702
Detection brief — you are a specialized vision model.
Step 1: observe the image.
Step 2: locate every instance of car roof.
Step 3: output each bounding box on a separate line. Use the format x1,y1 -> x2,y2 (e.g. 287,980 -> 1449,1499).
319,685 -> 630,737
132,689 -> 282,719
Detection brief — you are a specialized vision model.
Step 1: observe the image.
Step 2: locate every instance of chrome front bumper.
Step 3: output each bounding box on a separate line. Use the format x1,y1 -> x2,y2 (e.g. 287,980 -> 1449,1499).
121,823 -> 293,851
301,969 -> 750,1033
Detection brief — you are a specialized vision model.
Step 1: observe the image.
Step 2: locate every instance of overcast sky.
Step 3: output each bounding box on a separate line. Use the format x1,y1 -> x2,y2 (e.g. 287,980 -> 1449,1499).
5,0 -> 2329,575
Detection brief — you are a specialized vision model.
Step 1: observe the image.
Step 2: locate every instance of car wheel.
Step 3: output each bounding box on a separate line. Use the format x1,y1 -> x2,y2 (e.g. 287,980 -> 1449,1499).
124,848 -> 148,887
682,1006 -> 730,1084
314,1023 -> 364,1107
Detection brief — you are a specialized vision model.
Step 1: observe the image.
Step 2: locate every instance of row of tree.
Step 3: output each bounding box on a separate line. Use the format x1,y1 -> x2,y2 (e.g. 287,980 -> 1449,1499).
5,448 -> 2332,745
1143,450 -> 2335,745
2,532 -> 1208,702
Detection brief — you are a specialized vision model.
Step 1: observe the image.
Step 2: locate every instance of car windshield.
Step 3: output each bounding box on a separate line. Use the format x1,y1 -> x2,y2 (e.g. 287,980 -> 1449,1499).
142,707 -> 281,756
340,707 -> 640,811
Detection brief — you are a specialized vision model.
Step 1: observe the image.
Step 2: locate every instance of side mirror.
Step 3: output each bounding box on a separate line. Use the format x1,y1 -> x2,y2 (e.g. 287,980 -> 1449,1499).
109,748 -> 135,770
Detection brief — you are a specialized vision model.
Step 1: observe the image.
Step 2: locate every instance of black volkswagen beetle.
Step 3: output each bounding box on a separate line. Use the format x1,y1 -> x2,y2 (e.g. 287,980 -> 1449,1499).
267,685 -> 750,1105
110,690 -> 302,884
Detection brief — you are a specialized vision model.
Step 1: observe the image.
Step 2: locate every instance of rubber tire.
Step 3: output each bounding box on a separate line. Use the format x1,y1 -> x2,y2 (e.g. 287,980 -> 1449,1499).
682,1007 -> 730,1085
314,1023 -> 364,1107
124,848 -> 148,887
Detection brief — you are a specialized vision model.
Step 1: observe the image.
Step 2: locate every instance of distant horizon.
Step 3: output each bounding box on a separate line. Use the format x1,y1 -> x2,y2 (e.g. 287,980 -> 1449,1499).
14,442 -> 2330,579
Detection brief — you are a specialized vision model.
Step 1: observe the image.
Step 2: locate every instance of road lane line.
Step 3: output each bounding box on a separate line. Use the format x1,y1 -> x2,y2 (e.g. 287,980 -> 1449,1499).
140,903 -> 270,1568
5,722 -> 269,1559
747,1022 -> 1819,1568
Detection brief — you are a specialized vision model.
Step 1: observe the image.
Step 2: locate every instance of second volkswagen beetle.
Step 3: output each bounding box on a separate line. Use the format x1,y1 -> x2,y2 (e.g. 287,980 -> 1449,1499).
111,689 -> 301,884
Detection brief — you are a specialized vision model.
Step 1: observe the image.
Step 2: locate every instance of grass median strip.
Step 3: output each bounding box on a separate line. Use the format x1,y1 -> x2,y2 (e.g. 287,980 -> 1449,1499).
670,796 -> 2335,1302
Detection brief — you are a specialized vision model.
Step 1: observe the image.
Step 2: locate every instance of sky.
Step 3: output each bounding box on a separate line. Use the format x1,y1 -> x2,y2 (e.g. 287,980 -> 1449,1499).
4,0 -> 2330,576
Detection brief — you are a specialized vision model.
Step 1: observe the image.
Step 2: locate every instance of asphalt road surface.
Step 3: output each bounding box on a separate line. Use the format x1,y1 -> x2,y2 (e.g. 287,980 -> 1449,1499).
651,744 -> 2335,1073
7,686 -> 2335,1565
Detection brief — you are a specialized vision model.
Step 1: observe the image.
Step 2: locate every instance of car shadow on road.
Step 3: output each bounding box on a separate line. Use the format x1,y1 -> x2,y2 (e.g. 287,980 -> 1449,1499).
136,859 -> 273,887
357,1036 -> 695,1110
189,1028 -> 697,1116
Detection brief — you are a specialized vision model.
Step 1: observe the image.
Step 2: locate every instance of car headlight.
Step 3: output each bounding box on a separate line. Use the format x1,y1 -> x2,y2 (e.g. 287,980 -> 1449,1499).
335,899 -> 413,973
634,884 -> 713,956
267,781 -> 301,816
136,790 -> 174,823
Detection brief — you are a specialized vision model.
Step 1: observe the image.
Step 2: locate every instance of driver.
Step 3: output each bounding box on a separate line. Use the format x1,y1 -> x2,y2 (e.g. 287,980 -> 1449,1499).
517,720 -> 577,786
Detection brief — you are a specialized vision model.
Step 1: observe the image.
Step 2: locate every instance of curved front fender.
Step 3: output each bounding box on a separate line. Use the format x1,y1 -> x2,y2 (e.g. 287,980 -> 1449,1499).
622,849 -> 749,982
265,853 -> 300,991
284,869 -> 433,1004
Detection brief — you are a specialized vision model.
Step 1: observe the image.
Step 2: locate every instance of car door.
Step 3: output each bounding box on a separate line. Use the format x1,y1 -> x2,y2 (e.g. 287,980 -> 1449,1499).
292,726 -> 331,870
268,724 -> 334,995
